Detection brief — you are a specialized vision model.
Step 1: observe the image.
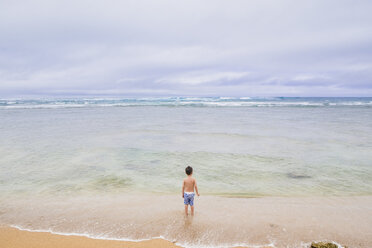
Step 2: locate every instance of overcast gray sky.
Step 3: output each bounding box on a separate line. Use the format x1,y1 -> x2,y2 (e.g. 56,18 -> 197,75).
1,0 -> 372,97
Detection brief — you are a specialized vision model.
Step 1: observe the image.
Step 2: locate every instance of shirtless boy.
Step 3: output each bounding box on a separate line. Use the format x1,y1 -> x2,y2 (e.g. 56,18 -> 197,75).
182,166 -> 200,216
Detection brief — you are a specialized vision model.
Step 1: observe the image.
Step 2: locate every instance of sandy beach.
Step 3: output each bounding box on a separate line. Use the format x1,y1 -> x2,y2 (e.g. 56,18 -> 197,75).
1,195 -> 371,247
0,227 -> 278,248
0,227 -> 181,248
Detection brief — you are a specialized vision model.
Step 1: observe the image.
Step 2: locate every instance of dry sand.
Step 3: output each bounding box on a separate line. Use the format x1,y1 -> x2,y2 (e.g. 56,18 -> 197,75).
0,227 -> 181,248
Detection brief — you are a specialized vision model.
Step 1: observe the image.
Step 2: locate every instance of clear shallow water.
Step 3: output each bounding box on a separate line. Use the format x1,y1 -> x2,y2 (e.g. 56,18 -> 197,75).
0,97 -> 372,247
0,97 -> 371,198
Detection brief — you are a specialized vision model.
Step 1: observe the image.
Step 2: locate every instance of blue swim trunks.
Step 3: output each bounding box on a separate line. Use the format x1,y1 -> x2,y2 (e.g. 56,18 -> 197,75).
184,192 -> 195,206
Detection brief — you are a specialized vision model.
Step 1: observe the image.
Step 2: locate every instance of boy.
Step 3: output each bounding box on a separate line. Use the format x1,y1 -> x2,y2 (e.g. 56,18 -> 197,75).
182,166 -> 200,216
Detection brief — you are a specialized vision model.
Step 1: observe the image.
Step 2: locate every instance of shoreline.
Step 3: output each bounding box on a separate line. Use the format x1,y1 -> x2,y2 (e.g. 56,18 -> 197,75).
0,226 -> 182,248
0,226 -> 280,248
1,195 -> 371,247
0,225 -> 348,248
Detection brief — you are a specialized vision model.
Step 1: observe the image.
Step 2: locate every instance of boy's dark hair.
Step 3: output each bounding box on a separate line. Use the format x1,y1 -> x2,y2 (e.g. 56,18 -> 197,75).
185,166 -> 193,175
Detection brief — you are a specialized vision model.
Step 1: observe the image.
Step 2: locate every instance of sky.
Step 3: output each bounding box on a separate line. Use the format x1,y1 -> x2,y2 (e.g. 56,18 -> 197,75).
1,0 -> 372,97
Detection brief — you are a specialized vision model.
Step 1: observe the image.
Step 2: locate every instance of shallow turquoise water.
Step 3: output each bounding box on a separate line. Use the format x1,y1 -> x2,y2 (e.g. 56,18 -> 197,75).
0,97 -> 371,198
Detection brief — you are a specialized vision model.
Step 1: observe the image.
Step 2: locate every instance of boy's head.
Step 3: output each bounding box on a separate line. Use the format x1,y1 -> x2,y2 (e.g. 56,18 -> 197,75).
185,166 -> 193,175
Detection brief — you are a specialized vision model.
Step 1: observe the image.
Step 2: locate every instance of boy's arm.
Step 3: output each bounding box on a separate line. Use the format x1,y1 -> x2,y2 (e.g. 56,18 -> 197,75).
195,179 -> 200,196
182,179 -> 185,198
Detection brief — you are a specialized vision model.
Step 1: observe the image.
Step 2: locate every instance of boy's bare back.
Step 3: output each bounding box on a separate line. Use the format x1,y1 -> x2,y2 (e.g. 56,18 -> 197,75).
183,176 -> 196,192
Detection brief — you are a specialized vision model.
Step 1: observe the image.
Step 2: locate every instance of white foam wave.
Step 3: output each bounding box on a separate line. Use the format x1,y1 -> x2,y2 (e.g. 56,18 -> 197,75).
10,224 -> 165,243
9,224 -> 275,248
0,98 -> 371,109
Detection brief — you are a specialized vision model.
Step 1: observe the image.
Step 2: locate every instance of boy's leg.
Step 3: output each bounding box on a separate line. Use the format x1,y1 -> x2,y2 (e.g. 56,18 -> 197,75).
190,194 -> 195,216
184,205 -> 188,215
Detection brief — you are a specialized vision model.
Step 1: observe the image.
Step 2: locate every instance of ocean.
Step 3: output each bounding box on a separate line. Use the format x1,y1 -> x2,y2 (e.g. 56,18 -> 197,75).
0,97 -> 372,247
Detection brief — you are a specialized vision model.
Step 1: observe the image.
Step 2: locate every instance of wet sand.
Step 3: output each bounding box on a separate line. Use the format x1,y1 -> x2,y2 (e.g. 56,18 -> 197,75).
1,195 -> 371,247
0,227 -> 277,248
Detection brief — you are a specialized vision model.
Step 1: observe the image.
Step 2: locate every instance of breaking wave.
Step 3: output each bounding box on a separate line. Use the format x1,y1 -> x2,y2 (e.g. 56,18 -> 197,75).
0,97 -> 371,109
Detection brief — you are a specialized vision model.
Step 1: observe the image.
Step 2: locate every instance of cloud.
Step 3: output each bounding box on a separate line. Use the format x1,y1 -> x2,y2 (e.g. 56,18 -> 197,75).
0,0 -> 372,97
156,71 -> 250,85
292,74 -> 331,82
